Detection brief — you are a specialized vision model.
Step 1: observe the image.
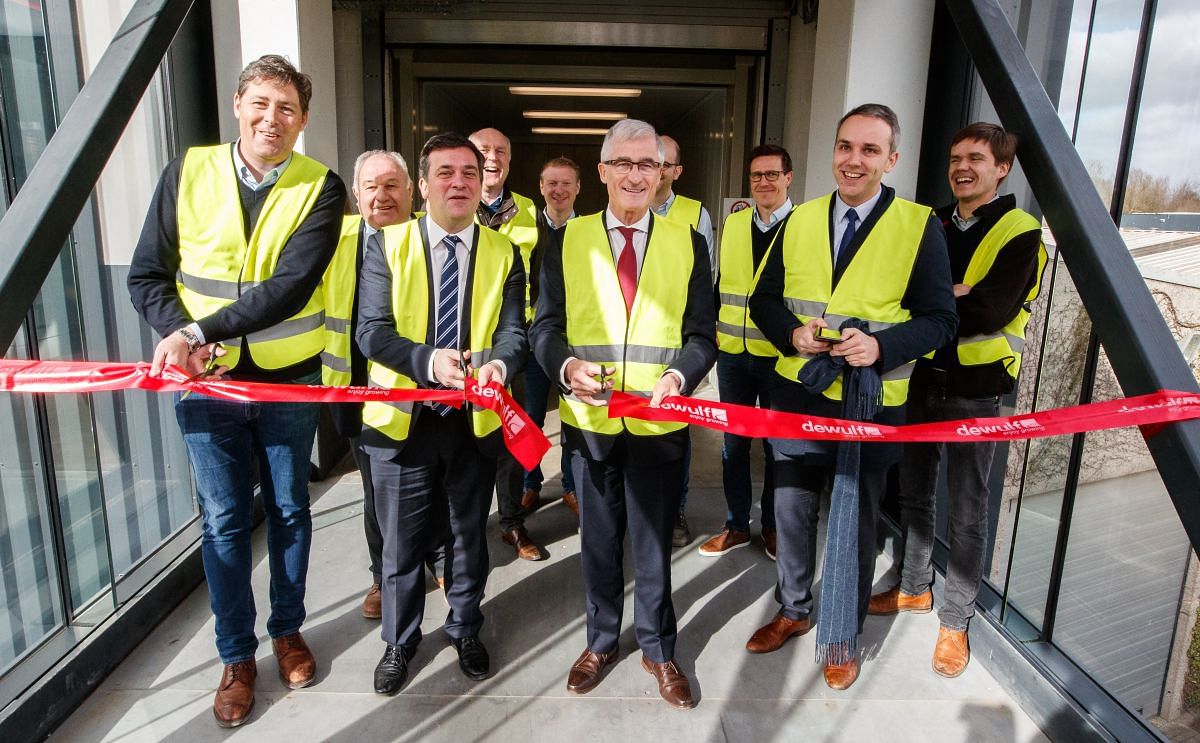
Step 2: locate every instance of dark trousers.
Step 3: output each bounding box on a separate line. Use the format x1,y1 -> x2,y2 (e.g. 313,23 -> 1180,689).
494,371 -> 528,532
573,441 -> 684,663
773,456 -> 885,633
898,381 -> 998,630
350,436 -> 382,583
716,351 -> 778,532
523,356 -> 575,493
370,410 -> 495,649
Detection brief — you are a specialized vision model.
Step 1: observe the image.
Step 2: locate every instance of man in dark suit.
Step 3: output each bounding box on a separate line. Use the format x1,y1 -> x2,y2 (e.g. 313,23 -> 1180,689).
530,119 -> 717,710
322,150 -> 413,621
747,103 -> 957,690
355,133 -> 527,694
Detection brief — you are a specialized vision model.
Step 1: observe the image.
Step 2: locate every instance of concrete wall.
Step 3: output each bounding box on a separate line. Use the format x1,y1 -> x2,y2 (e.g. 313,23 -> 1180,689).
207,0 -> 339,169
801,0 -> 935,201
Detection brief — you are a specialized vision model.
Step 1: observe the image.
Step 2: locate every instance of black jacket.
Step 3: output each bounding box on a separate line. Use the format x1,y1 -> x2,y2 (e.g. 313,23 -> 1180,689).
749,186 -> 958,469
355,217 -> 528,459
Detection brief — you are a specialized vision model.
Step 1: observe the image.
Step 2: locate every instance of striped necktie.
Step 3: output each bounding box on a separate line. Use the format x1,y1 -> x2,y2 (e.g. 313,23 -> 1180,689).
433,234 -> 461,416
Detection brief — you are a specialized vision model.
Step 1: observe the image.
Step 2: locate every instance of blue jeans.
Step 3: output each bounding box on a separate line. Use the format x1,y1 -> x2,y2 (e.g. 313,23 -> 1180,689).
716,351 -> 777,532
175,373 -> 320,664
523,356 -> 575,493
898,378 -> 999,631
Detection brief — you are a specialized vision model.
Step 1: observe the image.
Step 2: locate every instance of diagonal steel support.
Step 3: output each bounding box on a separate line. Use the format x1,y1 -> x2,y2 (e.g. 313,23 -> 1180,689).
944,0 -> 1200,551
0,0 -> 195,351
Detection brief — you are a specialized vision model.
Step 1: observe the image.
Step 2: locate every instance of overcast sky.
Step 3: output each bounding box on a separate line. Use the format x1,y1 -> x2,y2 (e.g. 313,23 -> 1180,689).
1058,0 -> 1200,190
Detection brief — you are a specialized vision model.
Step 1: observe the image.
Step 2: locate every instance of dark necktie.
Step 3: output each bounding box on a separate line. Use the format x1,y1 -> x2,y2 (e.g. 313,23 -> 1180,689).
433,234 -> 460,416
616,226 -> 638,316
837,208 -> 859,262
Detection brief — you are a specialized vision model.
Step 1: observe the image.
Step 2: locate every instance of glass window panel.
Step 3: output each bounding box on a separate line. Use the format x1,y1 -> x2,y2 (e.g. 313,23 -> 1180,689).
0,331 -> 65,675
0,3 -> 56,187
71,0 -> 196,579
1066,0 -> 1146,210
1053,348 -> 1191,718
0,1 -> 73,662
992,231 -> 1090,630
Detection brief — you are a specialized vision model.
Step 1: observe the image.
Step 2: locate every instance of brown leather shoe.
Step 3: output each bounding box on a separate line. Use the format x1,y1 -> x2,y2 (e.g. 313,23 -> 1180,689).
933,626 -> 970,677
566,647 -> 618,694
272,632 -> 316,689
520,487 -> 540,514
762,528 -> 777,561
362,583 -> 382,620
746,613 -> 811,653
823,656 -> 860,690
562,490 -> 580,519
502,525 -> 546,561
867,586 -> 933,615
698,527 -> 751,556
641,657 -> 695,709
213,659 -> 256,728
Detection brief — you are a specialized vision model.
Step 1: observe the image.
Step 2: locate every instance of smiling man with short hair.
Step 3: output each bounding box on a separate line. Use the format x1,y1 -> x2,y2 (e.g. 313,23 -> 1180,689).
128,54 -> 346,728
748,103 -> 957,691
868,121 -> 1045,679
530,118 -> 716,709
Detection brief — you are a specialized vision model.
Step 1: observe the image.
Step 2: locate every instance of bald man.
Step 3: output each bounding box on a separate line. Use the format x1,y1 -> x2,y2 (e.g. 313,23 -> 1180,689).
468,127 -> 546,562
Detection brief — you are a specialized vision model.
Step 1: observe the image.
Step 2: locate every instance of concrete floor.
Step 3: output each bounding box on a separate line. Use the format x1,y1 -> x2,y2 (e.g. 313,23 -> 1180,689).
52,407 -> 1047,743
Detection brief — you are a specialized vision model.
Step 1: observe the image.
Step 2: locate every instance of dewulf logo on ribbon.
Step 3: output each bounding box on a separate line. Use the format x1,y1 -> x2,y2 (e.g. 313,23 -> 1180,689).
658,400 -> 730,427
1117,394 -> 1200,415
801,419 -> 885,438
955,417 -> 1044,437
503,405 -> 526,435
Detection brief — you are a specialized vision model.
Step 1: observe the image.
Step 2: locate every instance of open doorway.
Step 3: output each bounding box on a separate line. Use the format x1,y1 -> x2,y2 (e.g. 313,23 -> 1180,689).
391,46 -> 757,218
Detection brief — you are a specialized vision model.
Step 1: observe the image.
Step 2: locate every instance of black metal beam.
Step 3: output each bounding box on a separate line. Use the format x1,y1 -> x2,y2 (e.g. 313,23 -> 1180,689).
0,0 -> 195,352
943,0 -> 1200,553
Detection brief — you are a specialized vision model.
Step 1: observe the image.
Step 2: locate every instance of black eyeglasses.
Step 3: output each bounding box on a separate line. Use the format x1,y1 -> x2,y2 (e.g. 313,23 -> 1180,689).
602,159 -> 662,175
749,170 -> 787,183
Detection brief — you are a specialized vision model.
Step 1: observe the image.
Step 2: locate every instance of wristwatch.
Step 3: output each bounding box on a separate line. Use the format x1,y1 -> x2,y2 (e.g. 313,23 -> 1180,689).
176,327 -> 201,353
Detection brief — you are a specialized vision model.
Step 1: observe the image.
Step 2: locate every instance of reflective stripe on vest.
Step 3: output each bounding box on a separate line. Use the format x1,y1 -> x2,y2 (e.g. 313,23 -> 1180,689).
956,208 -> 1047,380
321,215 -> 363,386
776,194 -> 930,407
717,208 -> 780,356
176,145 -> 329,370
480,191 -> 539,322
361,219 -> 514,442
665,194 -> 702,229
560,212 -> 690,436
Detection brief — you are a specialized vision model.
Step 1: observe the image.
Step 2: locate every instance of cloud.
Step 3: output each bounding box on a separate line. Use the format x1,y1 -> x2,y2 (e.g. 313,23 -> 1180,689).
1062,4 -> 1200,189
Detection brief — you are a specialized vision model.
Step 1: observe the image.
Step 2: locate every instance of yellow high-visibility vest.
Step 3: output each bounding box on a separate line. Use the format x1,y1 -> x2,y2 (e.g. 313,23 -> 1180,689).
320,215 -> 362,386
559,212 -> 690,437
717,207 -> 782,357
479,191 -> 539,321
957,208 -> 1047,381
775,194 -> 931,407
666,194 -> 702,228
176,144 -> 328,369
361,219 -> 514,442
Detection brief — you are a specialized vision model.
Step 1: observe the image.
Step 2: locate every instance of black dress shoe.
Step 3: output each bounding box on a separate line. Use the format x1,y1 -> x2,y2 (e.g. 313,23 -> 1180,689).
373,644 -> 415,695
451,636 -> 491,681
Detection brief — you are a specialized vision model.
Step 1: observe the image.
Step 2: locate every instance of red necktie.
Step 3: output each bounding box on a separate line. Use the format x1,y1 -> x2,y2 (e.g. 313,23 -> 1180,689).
616,226 -> 638,316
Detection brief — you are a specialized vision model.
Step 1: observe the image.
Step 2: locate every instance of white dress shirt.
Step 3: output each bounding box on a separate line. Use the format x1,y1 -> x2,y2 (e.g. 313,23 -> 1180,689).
424,217 -> 506,384
832,188 -> 883,261
754,198 -> 793,232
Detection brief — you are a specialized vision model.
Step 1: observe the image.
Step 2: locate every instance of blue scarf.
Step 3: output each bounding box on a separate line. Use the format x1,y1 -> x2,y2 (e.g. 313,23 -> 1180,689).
796,319 -> 883,665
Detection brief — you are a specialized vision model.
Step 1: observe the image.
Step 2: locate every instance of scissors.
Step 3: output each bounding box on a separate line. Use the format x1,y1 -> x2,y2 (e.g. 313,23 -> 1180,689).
181,344 -> 223,400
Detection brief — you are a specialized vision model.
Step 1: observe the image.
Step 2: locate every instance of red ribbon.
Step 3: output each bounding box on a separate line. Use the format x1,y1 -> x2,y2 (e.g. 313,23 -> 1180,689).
0,360 -> 550,470
607,389 -> 1200,442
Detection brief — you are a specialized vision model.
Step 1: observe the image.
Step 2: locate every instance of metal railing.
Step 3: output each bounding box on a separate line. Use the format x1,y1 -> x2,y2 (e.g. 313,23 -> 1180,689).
0,0 -> 1195,740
